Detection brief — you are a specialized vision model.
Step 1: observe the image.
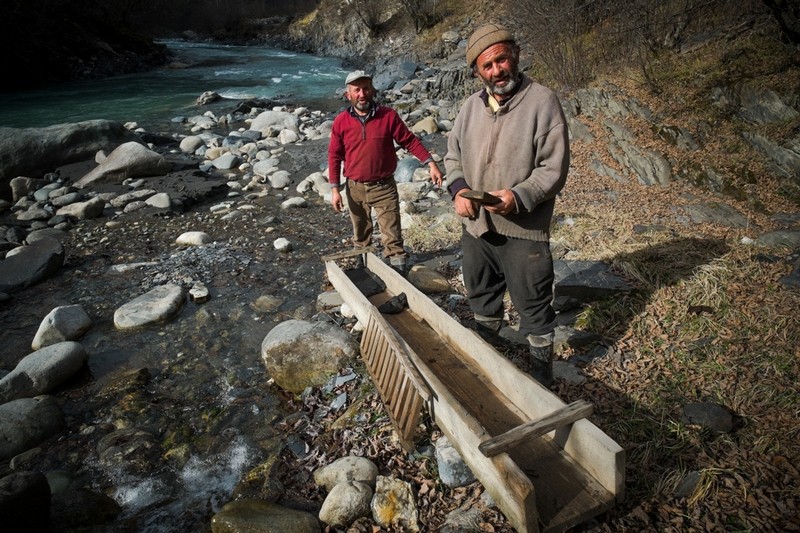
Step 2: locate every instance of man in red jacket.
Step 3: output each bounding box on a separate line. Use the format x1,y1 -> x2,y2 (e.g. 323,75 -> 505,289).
328,70 -> 443,275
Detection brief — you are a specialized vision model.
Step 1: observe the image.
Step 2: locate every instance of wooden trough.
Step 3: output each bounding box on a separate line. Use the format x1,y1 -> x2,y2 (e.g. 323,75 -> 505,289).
325,252 -> 625,533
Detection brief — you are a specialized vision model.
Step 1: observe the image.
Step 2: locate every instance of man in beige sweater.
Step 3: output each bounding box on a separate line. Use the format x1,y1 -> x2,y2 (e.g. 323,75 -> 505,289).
444,23 -> 570,387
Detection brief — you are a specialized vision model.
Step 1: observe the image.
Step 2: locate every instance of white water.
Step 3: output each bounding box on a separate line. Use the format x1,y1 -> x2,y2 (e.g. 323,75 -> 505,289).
0,40 -> 348,129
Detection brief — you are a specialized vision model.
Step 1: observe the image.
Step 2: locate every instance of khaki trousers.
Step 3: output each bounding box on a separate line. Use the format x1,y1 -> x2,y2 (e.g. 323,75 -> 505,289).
345,178 -> 406,261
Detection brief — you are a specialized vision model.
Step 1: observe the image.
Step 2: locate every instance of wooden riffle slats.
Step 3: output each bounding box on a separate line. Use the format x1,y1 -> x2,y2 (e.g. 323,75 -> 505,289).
360,306 -> 430,450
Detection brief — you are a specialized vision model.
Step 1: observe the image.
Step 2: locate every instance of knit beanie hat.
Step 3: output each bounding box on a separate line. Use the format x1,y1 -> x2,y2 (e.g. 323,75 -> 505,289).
465,23 -> 515,67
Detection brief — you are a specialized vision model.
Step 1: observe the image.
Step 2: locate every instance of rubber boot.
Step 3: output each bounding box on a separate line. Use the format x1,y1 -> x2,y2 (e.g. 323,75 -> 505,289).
390,259 -> 408,278
527,333 -> 554,387
464,315 -> 512,350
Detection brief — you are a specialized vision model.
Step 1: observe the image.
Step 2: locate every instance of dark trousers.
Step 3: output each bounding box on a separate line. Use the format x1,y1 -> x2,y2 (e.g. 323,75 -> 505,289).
462,228 -> 556,337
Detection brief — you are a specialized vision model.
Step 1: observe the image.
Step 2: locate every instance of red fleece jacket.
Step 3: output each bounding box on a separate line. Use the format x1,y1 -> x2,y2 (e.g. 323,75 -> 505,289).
328,105 -> 432,186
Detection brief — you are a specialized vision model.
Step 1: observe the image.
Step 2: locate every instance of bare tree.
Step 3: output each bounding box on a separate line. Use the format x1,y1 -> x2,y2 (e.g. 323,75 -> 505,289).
348,0 -> 385,34
398,0 -> 442,34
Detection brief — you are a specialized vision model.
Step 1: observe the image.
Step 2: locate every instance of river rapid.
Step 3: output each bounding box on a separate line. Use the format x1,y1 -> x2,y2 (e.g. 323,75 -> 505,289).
0,40 -> 349,130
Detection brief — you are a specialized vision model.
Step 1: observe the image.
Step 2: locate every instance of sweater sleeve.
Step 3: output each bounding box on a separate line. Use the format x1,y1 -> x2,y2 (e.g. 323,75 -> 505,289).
444,99 -> 468,199
511,93 -> 570,211
327,115 -> 345,187
389,110 -> 432,163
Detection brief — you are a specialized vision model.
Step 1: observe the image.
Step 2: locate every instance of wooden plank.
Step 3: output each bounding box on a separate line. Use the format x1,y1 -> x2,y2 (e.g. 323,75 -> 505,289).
479,400 -> 594,457
321,246 -> 374,262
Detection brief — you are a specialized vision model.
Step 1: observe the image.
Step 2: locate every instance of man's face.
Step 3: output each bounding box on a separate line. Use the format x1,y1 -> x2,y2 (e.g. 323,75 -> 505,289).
474,42 -> 519,96
345,79 -> 375,113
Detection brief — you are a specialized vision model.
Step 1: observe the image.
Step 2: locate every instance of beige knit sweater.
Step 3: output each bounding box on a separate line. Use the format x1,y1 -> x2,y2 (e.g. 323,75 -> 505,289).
444,75 -> 570,241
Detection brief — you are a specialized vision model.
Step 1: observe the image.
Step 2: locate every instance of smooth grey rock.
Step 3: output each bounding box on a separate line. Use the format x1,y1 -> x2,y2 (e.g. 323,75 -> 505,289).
280,197 -> 307,209
55,196 -> 106,220
211,499 -> 320,533
407,264 -> 450,294
674,470 -> 702,499
113,284 -> 186,329
395,157 -> 421,184
278,129 -> 299,144
682,401 -> 738,433
109,189 -> 155,208
553,260 -> 633,301
0,341 -> 88,403
32,305 -> 92,350
435,436 -> 475,488
50,192 -> 83,207
9,177 -> 48,202
179,135 -> 205,154
314,456 -> 379,492
176,231 -> 213,246
145,192 -> 172,209
755,230 -> 800,248
261,319 -> 358,393
316,291 -> 344,311
0,396 -> 65,460
75,141 -> 171,188
211,152 -> 239,170
249,111 -> 300,134
0,237 -> 64,293
439,506 -> 482,533
16,206 -> 51,222
269,170 -> 292,189
318,481 -> 372,528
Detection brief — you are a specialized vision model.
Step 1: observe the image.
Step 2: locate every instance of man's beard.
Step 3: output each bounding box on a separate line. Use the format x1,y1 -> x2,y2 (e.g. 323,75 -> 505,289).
354,99 -> 372,112
483,68 -> 519,96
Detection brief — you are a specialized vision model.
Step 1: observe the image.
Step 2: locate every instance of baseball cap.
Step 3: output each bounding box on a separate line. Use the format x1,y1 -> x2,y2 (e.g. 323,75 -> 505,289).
345,70 -> 372,85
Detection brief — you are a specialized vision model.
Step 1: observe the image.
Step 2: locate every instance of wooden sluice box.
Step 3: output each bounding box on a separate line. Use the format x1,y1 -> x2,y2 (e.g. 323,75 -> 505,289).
324,252 -> 624,533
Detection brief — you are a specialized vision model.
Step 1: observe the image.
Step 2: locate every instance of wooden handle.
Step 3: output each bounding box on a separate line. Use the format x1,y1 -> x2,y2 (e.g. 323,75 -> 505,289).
479,400 -> 594,457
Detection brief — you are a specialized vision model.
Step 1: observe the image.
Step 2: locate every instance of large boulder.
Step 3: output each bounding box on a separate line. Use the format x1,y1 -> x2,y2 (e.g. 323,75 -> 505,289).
0,120 -> 140,200
0,396 -> 65,460
113,284 -> 186,329
211,500 -> 320,533
32,305 -> 93,350
260,320 -> 358,393
0,341 -> 88,404
75,141 -> 172,188
0,237 -> 65,294
248,111 -> 300,136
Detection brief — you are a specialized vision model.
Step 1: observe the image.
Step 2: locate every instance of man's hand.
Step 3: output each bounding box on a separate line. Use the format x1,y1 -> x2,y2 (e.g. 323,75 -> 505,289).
454,189 -> 478,219
331,188 -> 343,212
429,162 -> 444,187
484,189 -> 516,216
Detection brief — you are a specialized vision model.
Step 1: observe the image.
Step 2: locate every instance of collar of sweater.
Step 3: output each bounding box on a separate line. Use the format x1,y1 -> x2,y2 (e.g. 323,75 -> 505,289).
480,74 -> 528,110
